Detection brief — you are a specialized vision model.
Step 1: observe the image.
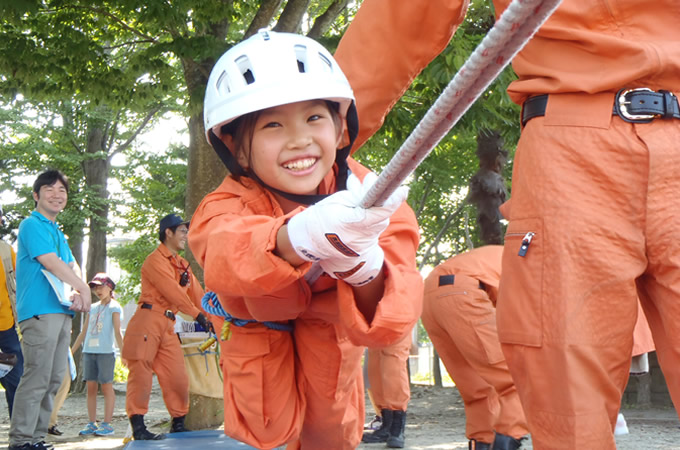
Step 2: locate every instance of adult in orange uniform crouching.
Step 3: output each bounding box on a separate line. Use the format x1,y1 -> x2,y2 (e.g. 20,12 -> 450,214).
190,31 -> 422,450
336,0 -> 680,448
362,332 -> 412,447
123,214 -> 208,440
422,246 -> 527,450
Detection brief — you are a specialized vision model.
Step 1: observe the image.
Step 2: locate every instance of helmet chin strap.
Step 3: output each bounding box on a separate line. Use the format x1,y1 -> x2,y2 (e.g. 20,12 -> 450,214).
208,102 -> 359,206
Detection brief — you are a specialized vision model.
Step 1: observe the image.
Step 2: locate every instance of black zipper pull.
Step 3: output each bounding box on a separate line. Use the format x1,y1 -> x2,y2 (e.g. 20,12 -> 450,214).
518,232 -> 535,257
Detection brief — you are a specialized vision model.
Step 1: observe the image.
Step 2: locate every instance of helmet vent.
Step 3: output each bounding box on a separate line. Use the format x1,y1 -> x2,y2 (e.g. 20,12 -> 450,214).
235,55 -> 255,85
318,52 -> 332,73
216,71 -> 230,94
294,44 -> 307,73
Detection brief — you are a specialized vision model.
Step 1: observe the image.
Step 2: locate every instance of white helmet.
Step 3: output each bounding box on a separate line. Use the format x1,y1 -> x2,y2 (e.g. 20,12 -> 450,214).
204,29 -> 355,139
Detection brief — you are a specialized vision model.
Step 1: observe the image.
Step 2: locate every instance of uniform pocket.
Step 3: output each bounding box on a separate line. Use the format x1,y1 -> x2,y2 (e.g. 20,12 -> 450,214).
121,332 -> 158,362
496,217 -> 544,347
221,326 -> 296,431
474,318 -> 506,365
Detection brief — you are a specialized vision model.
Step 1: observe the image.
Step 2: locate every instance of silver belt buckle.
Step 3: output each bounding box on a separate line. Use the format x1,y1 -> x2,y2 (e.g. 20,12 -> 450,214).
616,87 -> 656,123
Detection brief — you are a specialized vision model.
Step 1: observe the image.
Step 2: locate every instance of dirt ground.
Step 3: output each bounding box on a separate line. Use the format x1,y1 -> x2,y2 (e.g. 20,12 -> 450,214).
1,382 -> 679,449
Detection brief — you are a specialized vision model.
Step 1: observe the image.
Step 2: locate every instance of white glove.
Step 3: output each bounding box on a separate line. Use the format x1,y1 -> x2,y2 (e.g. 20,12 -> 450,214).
287,173 -> 408,263
320,244 -> 385,286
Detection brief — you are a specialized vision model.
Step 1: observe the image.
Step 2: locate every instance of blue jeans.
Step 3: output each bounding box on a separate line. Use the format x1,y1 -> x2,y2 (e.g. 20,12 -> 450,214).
0,325 -> 24,418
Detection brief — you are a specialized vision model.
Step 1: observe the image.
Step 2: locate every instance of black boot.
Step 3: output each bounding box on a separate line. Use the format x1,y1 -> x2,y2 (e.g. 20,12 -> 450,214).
130,414 -> 165,440
469,439 -> 492,450
491,433 -> 523,450
170,415 -> 190,433
362,409 -> 393,443
386,410 -> 406,448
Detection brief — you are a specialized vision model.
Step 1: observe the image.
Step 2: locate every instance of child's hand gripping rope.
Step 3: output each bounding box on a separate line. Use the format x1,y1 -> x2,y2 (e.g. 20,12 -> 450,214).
288,173 -> 408,286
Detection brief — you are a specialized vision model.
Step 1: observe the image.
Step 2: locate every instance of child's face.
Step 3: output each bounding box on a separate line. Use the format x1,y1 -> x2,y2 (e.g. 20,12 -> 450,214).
225,100 -> 343,196
93,284 -> 112,302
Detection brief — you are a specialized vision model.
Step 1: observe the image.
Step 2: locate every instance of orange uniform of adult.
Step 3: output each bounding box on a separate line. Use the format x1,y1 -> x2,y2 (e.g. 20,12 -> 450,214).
123,243 -> 205,418
337,1 -> 679,447
189,159 -> 422,450
422,246 -> 527,444
366,332 -> 412,413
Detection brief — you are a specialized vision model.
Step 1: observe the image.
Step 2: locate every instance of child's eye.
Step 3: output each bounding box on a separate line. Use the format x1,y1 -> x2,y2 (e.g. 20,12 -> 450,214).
308,114 -> 322,122
263,121 -> 281,128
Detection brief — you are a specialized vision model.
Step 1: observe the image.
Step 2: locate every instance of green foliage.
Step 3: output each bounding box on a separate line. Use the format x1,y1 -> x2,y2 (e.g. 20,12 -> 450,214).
108,235 -> 156,306
0,0 -> 359,294
108,142 -> 189,306
114,357 -> 129,382
411,370 -> 454,386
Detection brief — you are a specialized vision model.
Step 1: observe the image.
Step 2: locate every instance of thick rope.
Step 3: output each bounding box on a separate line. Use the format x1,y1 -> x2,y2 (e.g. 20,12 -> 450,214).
201,291 -> 293,332
359,0 -> 562,208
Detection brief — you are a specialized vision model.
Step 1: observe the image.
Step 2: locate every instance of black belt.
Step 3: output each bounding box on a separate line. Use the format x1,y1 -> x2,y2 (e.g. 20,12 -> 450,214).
438,274 -> 486,290
141,303 -> 175,321
522,88 -> 680,127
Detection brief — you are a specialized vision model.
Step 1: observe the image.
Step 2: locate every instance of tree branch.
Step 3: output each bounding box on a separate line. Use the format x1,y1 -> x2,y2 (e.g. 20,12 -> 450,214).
418,202 -> 466,270
109,105 -> 162,159
70,5 -> 159,44
273,0 -> 311,33
245,0 -> 284,38
414,176 -> 434,219
307,0 -> 350,39
103,39 -> 158,50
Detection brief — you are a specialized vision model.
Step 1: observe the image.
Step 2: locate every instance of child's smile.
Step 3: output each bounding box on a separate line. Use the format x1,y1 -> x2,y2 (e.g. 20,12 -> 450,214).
226,99 -> 343,197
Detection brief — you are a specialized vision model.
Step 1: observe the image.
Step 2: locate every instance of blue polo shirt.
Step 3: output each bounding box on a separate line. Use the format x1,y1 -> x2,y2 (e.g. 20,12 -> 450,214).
16,210 -> 75,322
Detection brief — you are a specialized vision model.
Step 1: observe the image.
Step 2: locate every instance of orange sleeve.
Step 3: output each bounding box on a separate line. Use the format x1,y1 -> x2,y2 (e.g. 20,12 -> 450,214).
189,182 -> 312,322
335,0 -> 469,151
335,163 -> 423,347
188,271 -> 206,312
141,250 -> 202,319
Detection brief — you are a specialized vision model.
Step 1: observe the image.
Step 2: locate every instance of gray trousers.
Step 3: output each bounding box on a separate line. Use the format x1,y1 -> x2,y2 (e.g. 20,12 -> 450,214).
9,314 -> 71,445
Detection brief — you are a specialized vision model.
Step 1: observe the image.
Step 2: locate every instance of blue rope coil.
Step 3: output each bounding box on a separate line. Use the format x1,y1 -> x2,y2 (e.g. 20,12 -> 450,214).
201,291 -> 293,332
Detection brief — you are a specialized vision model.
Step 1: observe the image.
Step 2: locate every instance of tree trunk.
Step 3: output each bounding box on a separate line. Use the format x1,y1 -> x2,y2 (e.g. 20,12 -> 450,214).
467,129 -> 508,245
432,348 -> 442,388
83,125 -> 110,280
307,0 -> 350,39
245,0 -> 285,38
274,0 -> 311,33
67,233 -> 86,393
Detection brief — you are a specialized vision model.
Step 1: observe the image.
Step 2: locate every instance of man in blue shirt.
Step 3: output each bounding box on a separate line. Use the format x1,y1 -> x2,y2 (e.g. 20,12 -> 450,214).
8,169 -> 91,450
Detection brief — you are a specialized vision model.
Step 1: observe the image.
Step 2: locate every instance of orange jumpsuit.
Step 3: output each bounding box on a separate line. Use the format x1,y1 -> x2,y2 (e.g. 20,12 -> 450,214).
366,331 -> 412,413
123,243 -> 205,418
422,246 -> 527,444
337,1 -> 680,448
188,159 -> 422,450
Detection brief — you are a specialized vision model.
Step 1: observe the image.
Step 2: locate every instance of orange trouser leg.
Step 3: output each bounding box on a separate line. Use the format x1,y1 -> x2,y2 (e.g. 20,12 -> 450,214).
219,321 -> 303,450
496,105 -> 680,449
293,318 -> 364,450
124,311 -> 168,416
634,121 -> 680,412
422,276 -> 527,443
152,326 -> 189,417
367,332 -> 412,411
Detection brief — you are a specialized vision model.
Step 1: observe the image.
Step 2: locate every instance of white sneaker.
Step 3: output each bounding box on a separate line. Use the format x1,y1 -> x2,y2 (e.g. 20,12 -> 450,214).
614,413 -> 629,435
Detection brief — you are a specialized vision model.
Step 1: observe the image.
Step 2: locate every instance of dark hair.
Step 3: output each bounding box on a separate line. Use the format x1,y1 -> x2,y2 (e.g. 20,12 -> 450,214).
33,169 -> 70,195
220,100 -> 342,181
159,224 -> 179,243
